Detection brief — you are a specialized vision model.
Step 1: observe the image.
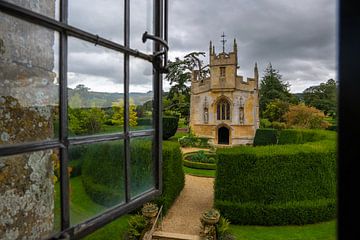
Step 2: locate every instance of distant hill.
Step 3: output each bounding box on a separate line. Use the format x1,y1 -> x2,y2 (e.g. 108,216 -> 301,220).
292,92 -> 304,101
68,88 -> 153,107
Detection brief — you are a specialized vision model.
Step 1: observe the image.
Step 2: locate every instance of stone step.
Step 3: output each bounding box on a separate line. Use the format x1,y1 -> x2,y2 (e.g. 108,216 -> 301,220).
152,231 -> 201,240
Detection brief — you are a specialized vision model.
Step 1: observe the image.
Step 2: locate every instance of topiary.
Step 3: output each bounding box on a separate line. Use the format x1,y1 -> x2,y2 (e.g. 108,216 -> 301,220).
163,116 -> 179,140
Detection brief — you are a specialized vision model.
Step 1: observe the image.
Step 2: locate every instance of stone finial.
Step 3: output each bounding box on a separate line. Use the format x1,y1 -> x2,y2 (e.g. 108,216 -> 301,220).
209,41 -> 213,55
254,62 -> 259,81
233,38 -> 237,53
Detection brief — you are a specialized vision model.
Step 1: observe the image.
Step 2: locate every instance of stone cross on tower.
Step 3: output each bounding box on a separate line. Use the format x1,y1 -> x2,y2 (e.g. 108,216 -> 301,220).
221,32 -> 227,53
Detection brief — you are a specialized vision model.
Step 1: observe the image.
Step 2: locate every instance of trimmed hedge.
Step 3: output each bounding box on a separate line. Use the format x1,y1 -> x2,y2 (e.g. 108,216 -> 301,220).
215,129 -> 336,225
278,129 -> 331,145
81,139 -> 184,213
154,141 -> 185,214
183,159 -> 216,170
163,116 -> 179,140
253,128 -> 278,146
137,117 -> 152,126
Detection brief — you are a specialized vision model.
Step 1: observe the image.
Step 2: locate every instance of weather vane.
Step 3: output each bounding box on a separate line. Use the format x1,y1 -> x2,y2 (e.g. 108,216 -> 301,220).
221,32 -> 227,53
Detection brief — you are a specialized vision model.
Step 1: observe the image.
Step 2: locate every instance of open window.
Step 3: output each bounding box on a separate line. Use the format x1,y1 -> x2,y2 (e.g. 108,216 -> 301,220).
0,0 -> 168,239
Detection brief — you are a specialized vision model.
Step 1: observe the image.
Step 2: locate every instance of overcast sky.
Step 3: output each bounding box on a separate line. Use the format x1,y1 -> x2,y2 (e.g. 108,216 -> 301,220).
65,0 -> 337,93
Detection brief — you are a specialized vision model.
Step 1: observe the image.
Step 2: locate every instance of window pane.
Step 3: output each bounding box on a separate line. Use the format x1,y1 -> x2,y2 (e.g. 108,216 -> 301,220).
129,57 -> 154,131
130,136 -> 154,198
0,149 -> 61,238
130,0 -> 153,53
69,140 -> 125,226
68,37 -> 124,136
0,13 -> 59,145
69,0 -> 124,44
3,0 -> 60,20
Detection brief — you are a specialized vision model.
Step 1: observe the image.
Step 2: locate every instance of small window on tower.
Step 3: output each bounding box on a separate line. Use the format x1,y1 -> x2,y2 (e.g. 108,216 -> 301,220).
220,67 -> 226,77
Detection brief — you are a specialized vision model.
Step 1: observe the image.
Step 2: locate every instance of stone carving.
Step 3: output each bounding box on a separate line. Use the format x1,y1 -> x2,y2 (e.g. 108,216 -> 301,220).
238,97 -> 245,124
203,97 -> 209,124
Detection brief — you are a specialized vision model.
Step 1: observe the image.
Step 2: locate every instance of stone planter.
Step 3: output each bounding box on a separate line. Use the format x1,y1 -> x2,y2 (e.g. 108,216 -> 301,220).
201,209 -> 220,225
141,203 -> 159,218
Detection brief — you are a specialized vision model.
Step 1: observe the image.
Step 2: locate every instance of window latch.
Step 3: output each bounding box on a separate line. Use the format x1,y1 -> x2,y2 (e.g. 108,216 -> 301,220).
142,31 -> 169,74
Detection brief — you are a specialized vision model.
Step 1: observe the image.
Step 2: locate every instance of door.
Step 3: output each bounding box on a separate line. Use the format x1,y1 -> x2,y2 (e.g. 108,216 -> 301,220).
218,127 -> 229,144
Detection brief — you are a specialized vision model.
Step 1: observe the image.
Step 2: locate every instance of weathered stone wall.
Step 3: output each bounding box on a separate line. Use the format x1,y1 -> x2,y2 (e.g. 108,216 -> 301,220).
0,1 -> 58,238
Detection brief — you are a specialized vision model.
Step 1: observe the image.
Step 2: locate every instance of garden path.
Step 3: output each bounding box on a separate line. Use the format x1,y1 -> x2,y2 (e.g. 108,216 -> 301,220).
160,175 -> 214,235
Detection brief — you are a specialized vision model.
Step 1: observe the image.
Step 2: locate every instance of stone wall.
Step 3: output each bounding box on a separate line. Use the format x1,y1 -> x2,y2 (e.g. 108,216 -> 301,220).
0,1 -> 58,238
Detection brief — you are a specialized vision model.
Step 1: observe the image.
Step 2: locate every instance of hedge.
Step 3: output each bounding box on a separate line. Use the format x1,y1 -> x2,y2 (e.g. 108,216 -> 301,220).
80,139 -> 184,213
253,128 -> 278,146
137,117 -> 152,126
278,129 -> 331,145
163,116 -> 179,140
215,129 -> 336,225
183,159 -> 216,170
154,141 -> 185,214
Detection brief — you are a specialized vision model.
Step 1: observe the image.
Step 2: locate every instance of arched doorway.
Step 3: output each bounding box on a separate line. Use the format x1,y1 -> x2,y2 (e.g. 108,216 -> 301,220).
218,127 -> 229,145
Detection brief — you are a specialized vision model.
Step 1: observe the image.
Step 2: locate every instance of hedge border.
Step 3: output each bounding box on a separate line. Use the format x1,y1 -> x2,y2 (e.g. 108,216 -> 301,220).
183,159 -> 216,170
215,198 -> 336,225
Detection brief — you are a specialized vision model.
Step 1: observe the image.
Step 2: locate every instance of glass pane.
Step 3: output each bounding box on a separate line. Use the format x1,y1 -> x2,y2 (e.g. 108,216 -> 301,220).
0,149 -> 61,238
68,37 -> 124,136
3,0 -> 60,19
130,136 -> 154,198
0,13 -> 59,146
69,0 -> 124,44
130,0 -> 153,53
69,140 -> 125,226
129,57 -> 154,131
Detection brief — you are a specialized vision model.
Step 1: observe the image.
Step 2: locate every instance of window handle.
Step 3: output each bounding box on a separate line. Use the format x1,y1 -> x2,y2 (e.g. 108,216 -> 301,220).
142,31 -> 169,73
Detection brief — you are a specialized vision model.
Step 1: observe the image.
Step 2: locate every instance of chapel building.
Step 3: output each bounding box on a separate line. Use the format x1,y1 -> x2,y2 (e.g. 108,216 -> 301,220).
189,39 -> 260,145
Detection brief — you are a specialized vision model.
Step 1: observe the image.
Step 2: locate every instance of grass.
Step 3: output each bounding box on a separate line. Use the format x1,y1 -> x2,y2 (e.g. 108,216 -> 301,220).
183,166 -> 216,177
229,220 -> 336,240
54,176 -> 130,239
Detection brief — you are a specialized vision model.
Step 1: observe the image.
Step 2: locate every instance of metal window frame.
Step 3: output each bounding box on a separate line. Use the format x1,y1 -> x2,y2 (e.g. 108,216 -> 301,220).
0,0 -> 168,239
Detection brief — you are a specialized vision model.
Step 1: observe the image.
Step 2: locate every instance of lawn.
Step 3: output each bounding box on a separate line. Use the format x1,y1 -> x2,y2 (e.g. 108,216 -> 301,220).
230,220 -> 336,240
183,166 -> 216,178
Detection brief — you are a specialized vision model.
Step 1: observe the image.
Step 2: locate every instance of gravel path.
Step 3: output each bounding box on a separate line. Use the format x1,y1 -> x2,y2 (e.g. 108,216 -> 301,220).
161,175 -> 214,235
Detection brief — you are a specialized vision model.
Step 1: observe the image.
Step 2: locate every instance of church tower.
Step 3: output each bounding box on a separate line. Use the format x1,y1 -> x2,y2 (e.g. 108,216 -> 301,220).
189,35 -> 259,146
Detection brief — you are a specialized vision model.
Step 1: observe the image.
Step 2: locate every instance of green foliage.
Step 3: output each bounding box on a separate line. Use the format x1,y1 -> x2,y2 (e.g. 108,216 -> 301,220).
188,150 -> 216,163
260,118 -> 272,128
259,63 -> 295,117
216,216 -> 231,237
271,121 -> 286,130
253,128 -> 278,146
111,99 -> 138,127
68,107 -> 106,135
263,99 -> 289,122
163,116 -> 179,140
178,130 -> 210,148
183,159 -> 216,170
137,117 -> 152,126
303,79 -> 337,117
215,129 -> 336,225
154,141 -> 185,214
126,214 -> 148,240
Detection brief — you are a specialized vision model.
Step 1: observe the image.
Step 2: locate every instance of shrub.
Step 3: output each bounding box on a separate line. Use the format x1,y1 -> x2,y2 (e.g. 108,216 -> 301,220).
126,214 -> 149,240
154,141 -> 185,214
253,128 -> 278,146
260,118 -> 272,128
163,116 -> 179,140
137,117 -> 152,126
215,130 -> 336,225
271,121 -> 286,130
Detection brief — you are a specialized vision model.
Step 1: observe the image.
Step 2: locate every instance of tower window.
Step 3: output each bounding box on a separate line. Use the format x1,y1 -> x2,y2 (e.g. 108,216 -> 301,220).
220,67 -> 226,77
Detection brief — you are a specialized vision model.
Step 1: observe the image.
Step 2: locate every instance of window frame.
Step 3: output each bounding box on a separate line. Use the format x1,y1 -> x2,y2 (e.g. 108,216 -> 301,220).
0,0 -> 168,239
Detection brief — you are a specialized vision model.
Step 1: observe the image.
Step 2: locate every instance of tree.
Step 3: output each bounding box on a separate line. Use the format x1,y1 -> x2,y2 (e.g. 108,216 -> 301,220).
263,99 -> 290,122
303,79 -> 337,117
259,63 -> 295,117
164,52 -> 209,121
68,107 -> 106,135
111,99 -> 138,127
284,103 -> 330,129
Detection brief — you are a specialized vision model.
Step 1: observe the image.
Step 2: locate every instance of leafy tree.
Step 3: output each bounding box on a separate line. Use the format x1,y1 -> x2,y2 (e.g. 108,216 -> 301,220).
165,52 -> 209,121
303,79 -> 337,117
111,99 -> 138,127
284,103 -> 330,129
68,107 -> 105,135
259,63 -> 295,117
263,99 -> 290,122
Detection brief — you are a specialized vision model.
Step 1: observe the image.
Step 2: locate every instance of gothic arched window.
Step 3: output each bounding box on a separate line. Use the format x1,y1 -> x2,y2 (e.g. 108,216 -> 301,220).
217,99 -> 231,120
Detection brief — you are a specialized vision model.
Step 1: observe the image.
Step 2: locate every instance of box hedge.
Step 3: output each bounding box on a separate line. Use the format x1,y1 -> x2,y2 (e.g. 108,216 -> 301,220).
215,129 -> 336,225
253,128 -> 278,146
81,140 -> 184,212
163,116 -> 179,140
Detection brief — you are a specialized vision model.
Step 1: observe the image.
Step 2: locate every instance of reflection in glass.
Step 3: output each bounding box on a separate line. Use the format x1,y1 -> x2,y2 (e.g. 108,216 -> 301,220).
0,149 -> 61,238
0,13 -> 59,145
129,57 -> 154,131
69,140 -> 125,226
130,137 -> 154,198
69,0 -> 124,43
3,0 -> 60,19
130,0 -> 153,53
68,37 -> 124,136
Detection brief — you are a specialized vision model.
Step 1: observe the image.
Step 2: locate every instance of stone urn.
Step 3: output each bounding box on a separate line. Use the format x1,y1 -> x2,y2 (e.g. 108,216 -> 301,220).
141,202 -> 159,218
201,209 -> 220,225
